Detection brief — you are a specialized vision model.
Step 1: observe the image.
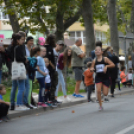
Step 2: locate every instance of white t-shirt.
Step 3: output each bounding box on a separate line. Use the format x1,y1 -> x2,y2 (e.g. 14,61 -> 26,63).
53,48 -> 60,70
44,67 -> 51,83
127,73 -> 132,80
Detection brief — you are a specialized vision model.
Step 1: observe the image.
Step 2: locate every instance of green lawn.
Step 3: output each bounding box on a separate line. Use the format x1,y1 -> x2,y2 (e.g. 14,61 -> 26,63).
2,77 -> 122,102
2,77 -> 86,102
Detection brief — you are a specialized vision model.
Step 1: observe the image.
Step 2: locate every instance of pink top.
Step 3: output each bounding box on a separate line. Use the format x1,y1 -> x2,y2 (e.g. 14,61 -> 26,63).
57,53 -> 64,70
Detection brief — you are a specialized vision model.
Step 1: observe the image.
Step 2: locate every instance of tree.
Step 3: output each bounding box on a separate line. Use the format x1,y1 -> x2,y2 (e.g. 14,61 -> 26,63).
107,0 -> 119,55
1,0 -> 82,41
82,0 -> 95,55
130,0 -> 134,33
3,0 -> 20,32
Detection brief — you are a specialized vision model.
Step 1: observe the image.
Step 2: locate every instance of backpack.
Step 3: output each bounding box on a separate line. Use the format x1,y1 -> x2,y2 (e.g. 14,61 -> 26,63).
27,57 -> 37,80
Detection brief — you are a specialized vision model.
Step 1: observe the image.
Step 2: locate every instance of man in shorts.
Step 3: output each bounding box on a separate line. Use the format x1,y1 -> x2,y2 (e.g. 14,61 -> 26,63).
71,38 -> 86,98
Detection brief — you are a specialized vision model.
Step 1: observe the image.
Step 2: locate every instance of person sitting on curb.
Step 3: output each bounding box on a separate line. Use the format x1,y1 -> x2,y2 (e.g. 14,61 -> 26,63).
0,84 -> 10,122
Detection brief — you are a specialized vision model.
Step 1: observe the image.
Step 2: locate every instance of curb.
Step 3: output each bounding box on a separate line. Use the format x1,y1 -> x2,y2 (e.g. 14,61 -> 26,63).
8,89 -> 134,119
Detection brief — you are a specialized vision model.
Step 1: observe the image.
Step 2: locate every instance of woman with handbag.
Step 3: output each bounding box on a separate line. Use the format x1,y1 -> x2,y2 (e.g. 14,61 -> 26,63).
10,33 -> 30,111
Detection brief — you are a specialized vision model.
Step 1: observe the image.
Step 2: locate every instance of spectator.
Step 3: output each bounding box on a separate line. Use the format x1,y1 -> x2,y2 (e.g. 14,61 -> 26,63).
91,41 -> 102,59
0,84 -> 10,122
71,38 -> 86,98
109,51 -> 119,97
27,47 -> 41,108
44,58 -> 52,107
132,49 -> 134,69
83,52 -> 93,69
0,50 -> 6,84
44,34 -> 58,106
10,33 -> 29,111
36,47 -> 48,107
55,47 -> 72,102
53,40 -> 64,103
120,66 -> 128,87
25,36 -> 34,57
83,62 -> 94,102
116,64 -> 121,91
23,36 -> 34,109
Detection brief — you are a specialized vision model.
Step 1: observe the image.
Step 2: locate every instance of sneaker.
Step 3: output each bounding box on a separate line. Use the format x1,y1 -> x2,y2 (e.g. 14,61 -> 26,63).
111,95 -> 114,98
45,102 -> 52,107
104,98 -> 109,103
1,116 -> 8,122
25,103 -> 33,109
72,93 -> 76,97
38,102 -> 42,107
10,105 -> 15,110
29,104 -> 37,109
16,105 -> 29,111
99,106 -> 103,111
88,99 -> 94,103
75,94 -> 84,98
63,97 -> 71,102
51,103 -> 57,108
54,100 -> 62,105
5,116 -> 10,121
41,103 -> 48,108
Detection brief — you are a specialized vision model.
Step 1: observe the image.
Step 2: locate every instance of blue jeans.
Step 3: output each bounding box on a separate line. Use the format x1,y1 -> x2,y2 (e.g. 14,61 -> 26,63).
55,69 -> 67,97
37,77 -> 45,102
10,80 -> 18,106
23,75 -> 30,104
0,70 -> 2,84
10,79 -> 25,106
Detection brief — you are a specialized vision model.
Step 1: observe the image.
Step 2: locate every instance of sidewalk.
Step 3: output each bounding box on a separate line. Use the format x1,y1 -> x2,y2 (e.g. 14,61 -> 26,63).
8,87 -> 134,119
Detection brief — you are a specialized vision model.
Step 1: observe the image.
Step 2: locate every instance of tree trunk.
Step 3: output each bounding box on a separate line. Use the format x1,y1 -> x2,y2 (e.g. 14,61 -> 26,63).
4,0 -> 20,33
130,0 -> 134,33
107,0 -> 119,56
82,0 -> 95,56
55,1 -> 64,41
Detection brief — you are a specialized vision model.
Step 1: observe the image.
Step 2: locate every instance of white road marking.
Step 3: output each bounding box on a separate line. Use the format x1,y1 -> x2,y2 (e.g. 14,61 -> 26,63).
116,124 -> 134,134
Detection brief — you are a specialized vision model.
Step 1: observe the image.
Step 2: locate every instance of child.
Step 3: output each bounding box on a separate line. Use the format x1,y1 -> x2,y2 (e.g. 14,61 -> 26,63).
27,47 -> 41,108
84,62 -> 94,102
90,45 -> 115,110
120,66 -> 128,87
0,84 -> 10,122
44,58 -> 53,107
36,47 -> 47,107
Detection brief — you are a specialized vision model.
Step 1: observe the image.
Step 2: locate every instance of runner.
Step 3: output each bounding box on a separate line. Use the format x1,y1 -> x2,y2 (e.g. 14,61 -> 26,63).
91,46 -> 115,110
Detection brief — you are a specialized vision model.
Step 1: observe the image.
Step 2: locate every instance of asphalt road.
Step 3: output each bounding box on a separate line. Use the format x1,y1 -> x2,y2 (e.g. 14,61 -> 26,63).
1,93 -> 134,134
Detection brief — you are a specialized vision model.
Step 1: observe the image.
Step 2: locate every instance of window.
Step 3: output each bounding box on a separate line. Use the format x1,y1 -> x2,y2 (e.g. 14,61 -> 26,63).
95,31 -> 108,45
69,30 -> 108,45
0,8 -> 9,20
69,31 -> 86,44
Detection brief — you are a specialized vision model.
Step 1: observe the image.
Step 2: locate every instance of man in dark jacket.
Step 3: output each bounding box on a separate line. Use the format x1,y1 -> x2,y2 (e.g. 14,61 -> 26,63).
108,53 -> 119,97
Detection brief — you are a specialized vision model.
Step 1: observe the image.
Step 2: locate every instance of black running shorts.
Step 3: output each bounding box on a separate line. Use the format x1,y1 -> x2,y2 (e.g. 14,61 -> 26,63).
95,76 -> 110,88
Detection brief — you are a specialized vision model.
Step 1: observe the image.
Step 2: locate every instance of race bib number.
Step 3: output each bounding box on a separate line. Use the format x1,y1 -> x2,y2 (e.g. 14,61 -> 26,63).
96,64 -> 105,73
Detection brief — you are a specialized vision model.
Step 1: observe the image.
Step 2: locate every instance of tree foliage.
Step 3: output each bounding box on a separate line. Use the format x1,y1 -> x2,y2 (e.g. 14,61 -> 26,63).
0,0 -> 82,38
